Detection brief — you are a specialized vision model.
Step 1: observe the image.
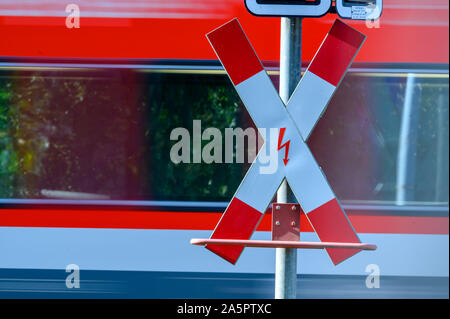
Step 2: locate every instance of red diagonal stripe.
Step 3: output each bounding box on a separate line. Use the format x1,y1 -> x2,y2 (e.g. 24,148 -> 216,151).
206,197 -> 263,264
329,19 -> 366,49
308,20 -> 366,86
206,18 -> 264,86
307,198 -> 361,265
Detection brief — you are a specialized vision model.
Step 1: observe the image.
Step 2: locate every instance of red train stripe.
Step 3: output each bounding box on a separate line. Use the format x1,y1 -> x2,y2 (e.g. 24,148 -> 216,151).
0,209 -> 219,230
0,208 -> 447,235
206,197 -> 263,264
0,14 -> 447,63
206,18 -> 263,86
306,198 -> 361,265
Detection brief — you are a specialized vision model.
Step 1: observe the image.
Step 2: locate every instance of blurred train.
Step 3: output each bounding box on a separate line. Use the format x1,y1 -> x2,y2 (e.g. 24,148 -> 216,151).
0,0 -> 448,298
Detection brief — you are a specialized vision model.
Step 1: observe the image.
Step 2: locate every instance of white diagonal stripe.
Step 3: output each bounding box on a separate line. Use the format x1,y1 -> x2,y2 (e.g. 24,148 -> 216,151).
287,71 -> 336,140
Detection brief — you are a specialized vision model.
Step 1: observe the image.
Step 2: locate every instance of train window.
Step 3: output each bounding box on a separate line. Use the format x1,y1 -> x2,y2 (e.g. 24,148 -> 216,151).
0,66 -> 448,208
309,71 -> 449,206
0,68 -> 252,202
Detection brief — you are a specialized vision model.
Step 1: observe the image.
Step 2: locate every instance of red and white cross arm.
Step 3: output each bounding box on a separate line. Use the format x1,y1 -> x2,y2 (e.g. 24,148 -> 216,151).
206,19 -> 366,265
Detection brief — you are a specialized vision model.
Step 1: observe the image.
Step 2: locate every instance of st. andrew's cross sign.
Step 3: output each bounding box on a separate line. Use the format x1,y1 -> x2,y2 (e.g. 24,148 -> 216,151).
199,19 -> 368,265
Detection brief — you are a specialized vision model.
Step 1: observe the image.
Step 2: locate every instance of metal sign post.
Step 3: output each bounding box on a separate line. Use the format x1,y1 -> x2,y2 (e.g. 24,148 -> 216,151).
275,16 -> 302,299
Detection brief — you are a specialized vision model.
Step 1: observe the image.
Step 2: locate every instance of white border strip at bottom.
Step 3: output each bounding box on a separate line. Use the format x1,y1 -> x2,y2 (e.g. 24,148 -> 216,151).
0,227 -> 448,277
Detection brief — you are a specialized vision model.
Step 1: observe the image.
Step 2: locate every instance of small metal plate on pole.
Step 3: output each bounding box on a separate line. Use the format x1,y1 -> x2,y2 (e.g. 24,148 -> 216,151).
272,203 -> 301,242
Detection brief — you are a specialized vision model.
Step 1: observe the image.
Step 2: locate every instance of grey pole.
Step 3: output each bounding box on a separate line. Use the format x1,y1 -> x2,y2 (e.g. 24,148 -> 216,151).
275,17 -> 302,299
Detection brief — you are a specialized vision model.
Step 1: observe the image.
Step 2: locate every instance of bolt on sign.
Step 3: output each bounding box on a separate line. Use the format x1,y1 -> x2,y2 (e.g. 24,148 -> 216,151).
205,18 -> 366,265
